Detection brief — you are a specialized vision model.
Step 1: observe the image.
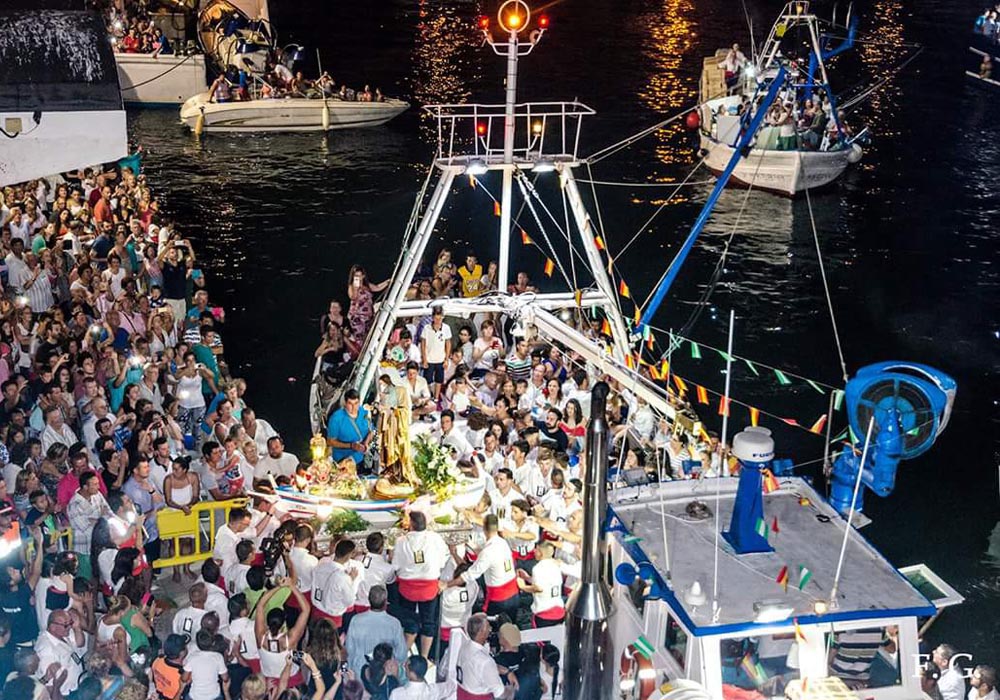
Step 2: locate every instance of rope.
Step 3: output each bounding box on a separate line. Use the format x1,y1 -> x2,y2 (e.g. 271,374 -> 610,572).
586,106 -> 698,164
796,150 -> 849,383
839,47 -> 925,113
515,174 -> 574,289
122,52 -> 197,90
585,161 -> 622,320
574,177 -> 717,188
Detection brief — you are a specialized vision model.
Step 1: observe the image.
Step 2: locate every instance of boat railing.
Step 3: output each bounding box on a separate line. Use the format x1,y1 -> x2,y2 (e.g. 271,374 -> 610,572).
423,101 -> 595,168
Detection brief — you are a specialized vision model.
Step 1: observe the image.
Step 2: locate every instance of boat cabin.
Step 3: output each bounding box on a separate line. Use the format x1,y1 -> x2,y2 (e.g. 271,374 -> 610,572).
606,433 -> 961,700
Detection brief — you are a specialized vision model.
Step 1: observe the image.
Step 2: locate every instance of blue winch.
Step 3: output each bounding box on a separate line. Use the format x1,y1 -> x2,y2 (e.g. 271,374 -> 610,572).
829,362 -> 956,515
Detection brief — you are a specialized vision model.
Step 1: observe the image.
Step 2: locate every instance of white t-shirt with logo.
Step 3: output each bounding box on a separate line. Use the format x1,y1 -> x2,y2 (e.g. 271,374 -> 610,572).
184,649 -> 228,700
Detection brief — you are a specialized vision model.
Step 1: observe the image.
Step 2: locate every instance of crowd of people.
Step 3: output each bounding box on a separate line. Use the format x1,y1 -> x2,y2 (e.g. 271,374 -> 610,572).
102,1 -> 178,56
974,5 -> 1000,41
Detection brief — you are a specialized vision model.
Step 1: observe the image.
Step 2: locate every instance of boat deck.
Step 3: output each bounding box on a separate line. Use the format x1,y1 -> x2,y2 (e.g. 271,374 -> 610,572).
609,477 -> 934,635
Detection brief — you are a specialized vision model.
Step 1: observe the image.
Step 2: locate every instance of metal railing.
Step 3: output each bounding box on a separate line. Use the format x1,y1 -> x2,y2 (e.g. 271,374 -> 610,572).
153,498 -> 248,570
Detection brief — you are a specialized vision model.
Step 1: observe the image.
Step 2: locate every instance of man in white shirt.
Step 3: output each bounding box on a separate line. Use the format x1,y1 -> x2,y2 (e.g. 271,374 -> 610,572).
224,539 -> 255,595
481,433 -> 505,476
420,307 -> 452,401
241,409 -> 278,457
200,561 -> 231,632
402,362 -> 433,418
41,406 -> 78,454
289,523 -> 319,599
184,630 -> 230,700
450,614 -> 509,699
935,644 -> 968,700
252,436 -> 300,482
439,410 -> 473,461
213,507 -> 253,571
389,655 -> 456,700
969,666 -> 999,700
35,610 -> 89,695
487,468 -> 520,526
517,541 -> 565,628
393,510 -> 450,658
448,515 -> 519,620
354,531 -> 396,613
173,583 -> 210,640
312,539 -> 360,629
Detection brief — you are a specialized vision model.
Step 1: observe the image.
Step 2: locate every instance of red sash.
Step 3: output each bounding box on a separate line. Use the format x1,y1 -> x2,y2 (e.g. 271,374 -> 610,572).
353,605 -> 370,614
457,687 -> 492,700
511,550 -> 533,561
398,578 -> 439,603
535,605 -> 565,621
482,577 -> 519,610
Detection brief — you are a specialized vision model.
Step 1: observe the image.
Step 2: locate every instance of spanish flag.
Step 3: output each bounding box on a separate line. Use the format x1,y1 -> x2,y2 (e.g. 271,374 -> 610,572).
494,201 -> 501,216
544,259 -> 555,277
594,235 -> 605,251
600,319 -> 611,337
619,280 -> 631,298
718,396 -> 730,417
672,375 -> 688,395
646,334 -> 654,351
660,359 -> 669,378
521,229 -> 533,245
696,384 -> 709,405
573,289 -> 583,307
762,468 -> 779,494
633,305 -> 640,327
750,406 -> 760,427
809,414 -> 828,435
649,363 -> 661,381
625,354 -> 635,370
776,565 -> 789,592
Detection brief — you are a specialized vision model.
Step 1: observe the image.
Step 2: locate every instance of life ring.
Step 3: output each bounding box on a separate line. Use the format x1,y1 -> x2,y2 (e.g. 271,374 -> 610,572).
620,644 -> 656,700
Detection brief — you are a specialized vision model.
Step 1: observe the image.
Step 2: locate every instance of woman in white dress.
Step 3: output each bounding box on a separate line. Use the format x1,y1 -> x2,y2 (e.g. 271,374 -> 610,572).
164,456 -> 200,581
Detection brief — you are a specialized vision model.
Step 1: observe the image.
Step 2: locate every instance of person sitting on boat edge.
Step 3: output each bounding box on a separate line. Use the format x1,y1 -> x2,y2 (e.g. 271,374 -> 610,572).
209,76 -> 232,104
326,389 -> 372,469
981,55 -> 993,80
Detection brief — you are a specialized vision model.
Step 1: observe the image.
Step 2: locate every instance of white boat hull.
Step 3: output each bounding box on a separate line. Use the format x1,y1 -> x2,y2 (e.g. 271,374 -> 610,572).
699,134 -> 855,196
180,92 -> 409,132
116,52 -> 208,106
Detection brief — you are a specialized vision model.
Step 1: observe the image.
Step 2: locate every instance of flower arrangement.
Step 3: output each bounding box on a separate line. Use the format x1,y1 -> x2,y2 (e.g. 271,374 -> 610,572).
411,434 -> 459,501
317,508 -> 369,538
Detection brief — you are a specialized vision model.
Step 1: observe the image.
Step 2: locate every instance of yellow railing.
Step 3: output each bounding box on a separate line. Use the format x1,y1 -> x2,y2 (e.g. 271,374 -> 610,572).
153,498 -> 248,570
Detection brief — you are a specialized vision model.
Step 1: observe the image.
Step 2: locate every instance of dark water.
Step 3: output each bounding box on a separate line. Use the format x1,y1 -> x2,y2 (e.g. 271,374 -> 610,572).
128,0 -> 1000,660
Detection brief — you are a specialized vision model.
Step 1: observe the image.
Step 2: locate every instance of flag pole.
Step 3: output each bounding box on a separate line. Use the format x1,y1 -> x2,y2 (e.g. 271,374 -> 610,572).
712,309 -> 736,622
829,415 -> 875,606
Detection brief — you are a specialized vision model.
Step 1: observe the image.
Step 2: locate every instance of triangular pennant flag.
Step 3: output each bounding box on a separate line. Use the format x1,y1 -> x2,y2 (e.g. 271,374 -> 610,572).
833,389 -> 845,411
521,229 -> 533,245
646,335 -> 654,351
619,280 -> 631,298
690,340 -> 702,359
741,652 -> 767,688
625,353 -> 636,370
623,534 -> 643,545
810,414 -> 828,435
600,319 -> 611,337
696,385 -> 709,405
494,201 -> 501,216
832,427 -> 849,442
544,259 -> 555,277
754,517 -> 768,539
635,636 -> 654,660
771,516 -> 780,534
794,618 -> 805,642
761,469 -> 779,494
774,369 -> 792,385
745,359 -> 760,376
594,235 -> 606,251
660,360 -> 669,378
642,324 -> 651,341
649,363 -> 661,381
574,289 -> 583,307
716,349 -> 734,362
798,566 -> 812,591
718,395 -> 730,417
848,425 -> 858,444
782,418 -> 800,427
633,305 -> 640,327
806,379 -> 825,394
776,565 -> 789,592
749,406 -> 760,427
469,174 -> 477,188
673,375 -> 688,395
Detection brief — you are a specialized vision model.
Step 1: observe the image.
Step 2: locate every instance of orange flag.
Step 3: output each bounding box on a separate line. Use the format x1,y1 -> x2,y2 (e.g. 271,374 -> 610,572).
600,319 -> 611,336
625,354 -> 635,370
718,396 -> 730,417
594,236 -> 605,251
521,229 -> 532,245
660,360 -> 669,378
750,406 -> 760,427
619,280 -> 631,298
649,363 -> 661,381
810,414 -> 828,434
633,306 -> 640,327
573,289 -> 583,307
762,468 -> 779,494
673,375 -> 688,395
696,385 -> 709,405
544,259 -> 555,277
494,201 -> 501,216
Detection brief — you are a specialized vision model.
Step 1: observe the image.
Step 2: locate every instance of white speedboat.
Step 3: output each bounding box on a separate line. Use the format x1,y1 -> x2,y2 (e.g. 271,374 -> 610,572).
179,91 -> 409,132
116,51 -> 209,106
697,2 -> 864,196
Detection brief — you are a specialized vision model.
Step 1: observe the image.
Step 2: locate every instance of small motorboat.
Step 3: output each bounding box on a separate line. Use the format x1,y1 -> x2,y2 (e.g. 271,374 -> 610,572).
179,91 -> 409,133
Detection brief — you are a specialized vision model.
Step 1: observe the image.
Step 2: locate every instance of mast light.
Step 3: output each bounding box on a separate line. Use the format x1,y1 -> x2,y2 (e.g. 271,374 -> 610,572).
476,122 -> 488,136
478,15 -> 490,30
498,0 -> 531,34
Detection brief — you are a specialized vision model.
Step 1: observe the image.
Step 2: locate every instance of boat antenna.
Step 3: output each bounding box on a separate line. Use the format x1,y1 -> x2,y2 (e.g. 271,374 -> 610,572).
828,414 -> 875,606
711,309 -> 736,622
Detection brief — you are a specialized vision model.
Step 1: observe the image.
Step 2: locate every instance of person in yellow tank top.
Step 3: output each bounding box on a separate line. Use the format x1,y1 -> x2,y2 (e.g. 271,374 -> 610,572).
458,253 -> 483,298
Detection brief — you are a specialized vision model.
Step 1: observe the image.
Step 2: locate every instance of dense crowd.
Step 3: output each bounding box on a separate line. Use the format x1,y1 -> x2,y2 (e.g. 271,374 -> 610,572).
974,5 -> 1000,41
103,1 -> 176,56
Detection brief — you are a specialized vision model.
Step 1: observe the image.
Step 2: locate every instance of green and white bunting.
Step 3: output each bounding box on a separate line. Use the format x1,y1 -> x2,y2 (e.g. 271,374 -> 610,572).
635,636 -> 655,659
833,389 -> 845,411
690,341 -> 702,359
806,379 -> 825,394
774,369 -> 792,385
745,359 -> 760,376
798,566 -> 813,590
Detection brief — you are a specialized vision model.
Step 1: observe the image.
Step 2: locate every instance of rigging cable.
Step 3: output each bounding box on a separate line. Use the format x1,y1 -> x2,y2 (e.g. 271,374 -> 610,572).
586,106 -> 698,165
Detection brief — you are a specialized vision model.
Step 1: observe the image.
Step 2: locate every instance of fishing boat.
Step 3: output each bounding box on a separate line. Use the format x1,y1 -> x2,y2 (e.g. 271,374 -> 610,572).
179,90 -> 410,133
697,2 -> 865,196
297,3 -> 961,695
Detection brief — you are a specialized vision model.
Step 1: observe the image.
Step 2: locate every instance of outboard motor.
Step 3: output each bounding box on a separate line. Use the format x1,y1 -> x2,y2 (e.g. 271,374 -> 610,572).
829,362 -> 955,515
723,427 -> 776,555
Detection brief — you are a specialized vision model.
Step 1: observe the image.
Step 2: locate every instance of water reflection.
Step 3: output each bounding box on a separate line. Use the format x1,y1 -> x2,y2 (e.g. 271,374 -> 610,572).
856,0 -> 906,136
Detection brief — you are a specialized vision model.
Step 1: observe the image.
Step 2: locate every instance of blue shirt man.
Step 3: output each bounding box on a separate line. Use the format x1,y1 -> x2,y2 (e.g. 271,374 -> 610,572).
122,459 -> 166,546
326,389 -> 371,464
344,584 -> 407,680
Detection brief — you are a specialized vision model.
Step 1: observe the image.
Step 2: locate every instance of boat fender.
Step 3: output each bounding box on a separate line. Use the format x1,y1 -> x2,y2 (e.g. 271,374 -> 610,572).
685,111 -> 701,130
698,148 -> 709,158
620,644 -> 657,700
194,107 -> 205,137
322,102 -> 331,131
847,143 -> 862,164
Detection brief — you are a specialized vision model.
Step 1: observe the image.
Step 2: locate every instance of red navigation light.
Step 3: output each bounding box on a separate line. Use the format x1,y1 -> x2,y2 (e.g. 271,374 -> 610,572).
476,122 -> 488,136
478,15 -> 490,30
538,15 -> 549,28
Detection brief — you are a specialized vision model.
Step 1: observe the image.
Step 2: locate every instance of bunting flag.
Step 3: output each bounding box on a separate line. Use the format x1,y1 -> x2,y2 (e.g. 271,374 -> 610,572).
782,418 -> 800,427
601,319 -> 611,337
741,653 -> 767,688
774,369 -> 792,385
833,389 -> 845,411
646,335 -> 655,351
806,379 -> 825,394
832,427 -> 849,442
745,359 -> 760,376
660,359 -> 670,378
761,469 -> 779,494
619,280 -> 631,298
574,289 -> 583,307
634,636 -> 655,660
625,353 -> 636,370
798,566 -> 813,591
809,414 -> 828,435
494,201 -> 502,216
594,235 -> 606,251
776,565 -> 789,592
696,385 -> 709,405
607,257 -> 614,274
623,535 -> 644,545
718,395 -> 730,417
673,375 -> 688,395
633,306 -> 640,327
771,516 -> 780,534
754,517 -> 768,539
649,363 -> 662,381
716,349 -> 735,362
794,618 -> 805,643
641,324 -> 651,341
469,174 -> 477,188
690,341 -> 702,359
521,229 -> 533,245
750,406 -> 760,427
544,259 -> 555,277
